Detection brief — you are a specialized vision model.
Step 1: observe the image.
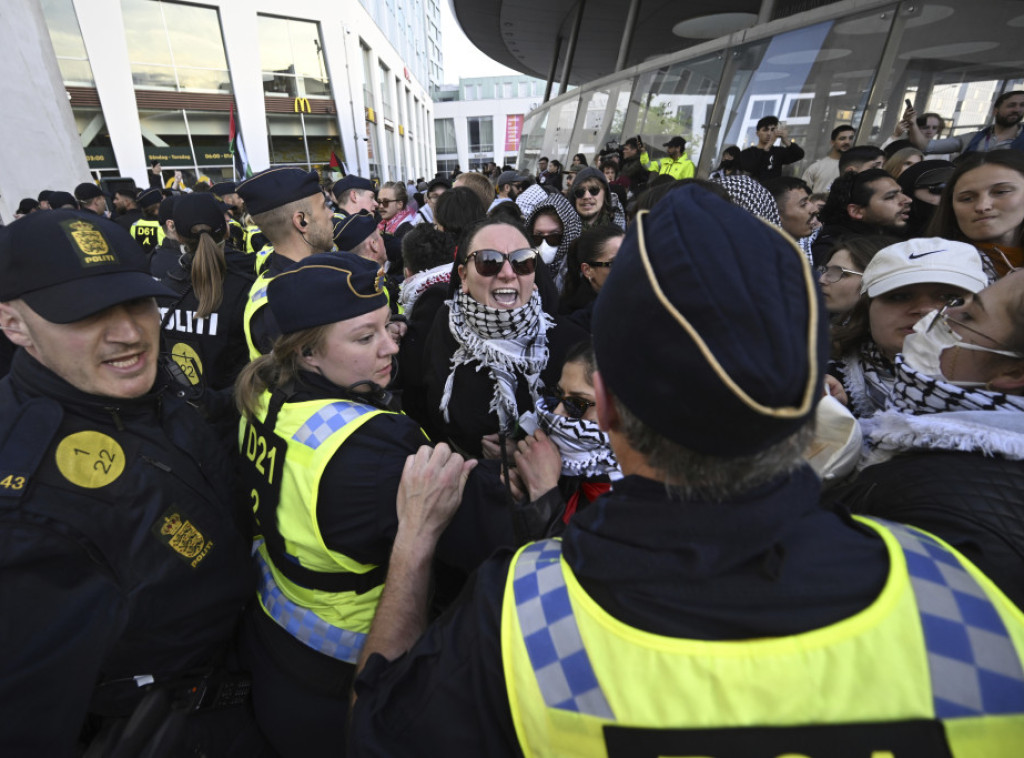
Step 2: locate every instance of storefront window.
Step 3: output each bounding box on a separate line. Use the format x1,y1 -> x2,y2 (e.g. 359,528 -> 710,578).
121,0 -> 231,93
258,16 -> 331,98
267,113 -> 341,171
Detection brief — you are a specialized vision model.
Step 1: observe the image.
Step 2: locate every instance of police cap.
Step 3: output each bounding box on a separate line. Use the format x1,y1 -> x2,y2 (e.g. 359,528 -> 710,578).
333,211 -> 377,251
137,188 -> 163,209
74,182 -> 104,201
0,210 -> 173,323
210,181 -> 237,197
47,191 -> 78,210
267,252 -> 387,334
592,184 -> 825,457
173,193 -> 227,238
237,167 -> 322,216
332,175 -> 375,199
158,195 -> 179,225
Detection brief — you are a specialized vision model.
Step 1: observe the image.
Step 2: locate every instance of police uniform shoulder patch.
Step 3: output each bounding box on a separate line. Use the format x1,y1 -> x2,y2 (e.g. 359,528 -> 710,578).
152,508 -> 214,568
55,431 -> 126,489
171,343 -> 204,386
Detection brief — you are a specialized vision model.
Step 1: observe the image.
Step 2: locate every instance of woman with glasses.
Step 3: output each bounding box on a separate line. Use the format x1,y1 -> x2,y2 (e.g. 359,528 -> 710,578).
507,341 -> 621,537
827,238 -> 987,417
423,218 -> 588,458
524,191 -> 582,290
569,166 -> 627,231
829,270 -> 1024,608
376,181 -> 416,238
818,235 -> 898,319
559,225 -> 625,325
927,150 -> 1024,277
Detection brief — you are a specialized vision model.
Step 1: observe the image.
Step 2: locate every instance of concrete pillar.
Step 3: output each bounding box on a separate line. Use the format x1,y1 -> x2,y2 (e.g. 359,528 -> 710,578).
220,7 -> 270,172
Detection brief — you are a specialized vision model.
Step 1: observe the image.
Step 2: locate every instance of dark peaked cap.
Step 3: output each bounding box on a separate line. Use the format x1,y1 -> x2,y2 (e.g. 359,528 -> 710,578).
592,184 -> 826,458
237,167 -> 322,215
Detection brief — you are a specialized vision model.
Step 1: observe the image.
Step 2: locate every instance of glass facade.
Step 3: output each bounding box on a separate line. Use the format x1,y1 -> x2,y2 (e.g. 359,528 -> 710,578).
518,0 -> 1024,177
41,0 -> 95,86
258,15 -> 330,98
121,0 -> 231,92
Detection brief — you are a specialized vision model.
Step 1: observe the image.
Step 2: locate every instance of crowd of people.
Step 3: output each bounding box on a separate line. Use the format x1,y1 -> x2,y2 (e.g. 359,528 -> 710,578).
3,87 -> 1024,756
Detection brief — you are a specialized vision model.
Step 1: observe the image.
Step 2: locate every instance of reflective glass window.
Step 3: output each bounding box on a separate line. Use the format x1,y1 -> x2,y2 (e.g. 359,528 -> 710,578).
570,78 -> 637,161
468,117 -> 494,153
122,0 -> 230,93
714,8 -> 894,171
626,56 -> 725,169
41,0 -> 95,86
258,16 -> 331,99
883,0 -> 1024,144
267,113 -> 340,170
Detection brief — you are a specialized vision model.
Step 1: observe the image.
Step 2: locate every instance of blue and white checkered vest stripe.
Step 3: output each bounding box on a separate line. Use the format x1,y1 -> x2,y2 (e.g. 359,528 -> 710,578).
513,529 -> 1024,723
255,543 -> 367,664
291,401 -> 378,450
871,518 -> 1024,718
512,539 -> 613,718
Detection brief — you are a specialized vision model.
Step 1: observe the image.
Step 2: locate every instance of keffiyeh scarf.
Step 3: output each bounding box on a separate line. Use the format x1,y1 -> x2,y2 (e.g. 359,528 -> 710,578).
710,174 -> 782,226
859,356 -> 1024,467
397,262 -> 451,313
831,342 -> 893,418
440,289 -> 554,433
380,207 -> 416,236
519,396 -> 621,478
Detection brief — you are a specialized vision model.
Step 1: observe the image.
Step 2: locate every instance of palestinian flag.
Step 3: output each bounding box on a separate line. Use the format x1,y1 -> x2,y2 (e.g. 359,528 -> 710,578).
329,151 -> 345,181
229,106 -> 252,180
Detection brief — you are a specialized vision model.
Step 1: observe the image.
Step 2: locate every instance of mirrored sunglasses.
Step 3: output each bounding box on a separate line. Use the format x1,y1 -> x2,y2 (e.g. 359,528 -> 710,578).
466,248 -> 538,277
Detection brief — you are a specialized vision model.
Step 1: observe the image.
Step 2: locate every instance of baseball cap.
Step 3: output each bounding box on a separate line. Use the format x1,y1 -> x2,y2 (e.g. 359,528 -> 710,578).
267,252 -> 387,334
860,238 -> 988,298
663,136 -> 686,149
0,211 -> 173,323
74,182 -> 104,201
47,192 -> 78,210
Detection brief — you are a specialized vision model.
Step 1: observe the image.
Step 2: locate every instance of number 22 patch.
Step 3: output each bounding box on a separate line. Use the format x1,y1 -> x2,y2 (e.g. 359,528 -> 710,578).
55,431 -> 126,489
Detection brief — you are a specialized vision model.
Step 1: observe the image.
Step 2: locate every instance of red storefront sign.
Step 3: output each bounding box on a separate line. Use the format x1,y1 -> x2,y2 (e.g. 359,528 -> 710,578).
505,114 -> 524,153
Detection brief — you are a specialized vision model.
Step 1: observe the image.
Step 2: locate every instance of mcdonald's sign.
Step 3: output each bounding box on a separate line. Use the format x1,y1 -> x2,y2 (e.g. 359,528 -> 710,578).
365,107 -> 376,123
398,125 -> 405,136
294,97 -> 311,113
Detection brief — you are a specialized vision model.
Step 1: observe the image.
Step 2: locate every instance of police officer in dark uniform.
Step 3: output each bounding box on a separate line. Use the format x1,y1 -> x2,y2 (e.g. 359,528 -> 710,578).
0,211 -> 271,755
236,167 -> 336,358
212,180 -> 247,251
148,194 -> 182,281
333,212 -> 401,314
347,186 -> 1024,756
154,193 -> 255,435
130,188 -> 165,255
331,175 -> 378,222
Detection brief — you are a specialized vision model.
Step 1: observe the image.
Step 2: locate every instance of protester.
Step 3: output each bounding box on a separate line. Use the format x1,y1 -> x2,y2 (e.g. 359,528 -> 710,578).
738,116 -> 804,181
817,235 -> 899,320
882,146 -> 923,180
828,238 -> 987,417
927,150 -> 1024,276
812,168 -> 910,265
559,224 -> 624,323
377,181 -> 416,238
570,166 -> 626,231
802,125 -> 855,193
525,190 -> 583,291
896,159 -> 954,239
835,271 -> 1024,608
422,219 -> 586,457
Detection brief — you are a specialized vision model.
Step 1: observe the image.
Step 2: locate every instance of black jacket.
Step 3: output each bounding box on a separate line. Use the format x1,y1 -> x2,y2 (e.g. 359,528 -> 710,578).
828,450 -> 1024,609
0,351 -> 256,752
738,143 -> 805,182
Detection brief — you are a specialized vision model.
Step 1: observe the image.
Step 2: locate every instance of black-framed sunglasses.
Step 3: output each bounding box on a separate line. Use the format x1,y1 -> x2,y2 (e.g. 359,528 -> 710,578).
587,260 -> 613,269
921,183 -> 946,196
549,385 -> 596,419
378,198 -> 397,207
816,265 -> 862,284
530,232 -> 563,248
573,185 -> 601,199
466,248 -> 538,277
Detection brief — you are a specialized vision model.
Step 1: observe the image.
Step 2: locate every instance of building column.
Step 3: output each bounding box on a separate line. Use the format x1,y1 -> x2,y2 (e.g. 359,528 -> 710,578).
543,36 -> 562,103
0,0 -> 90,221
220,6 -> 270,173
558,0 -> 586,96
614,0 -> 641,72
73,0 -> 147,186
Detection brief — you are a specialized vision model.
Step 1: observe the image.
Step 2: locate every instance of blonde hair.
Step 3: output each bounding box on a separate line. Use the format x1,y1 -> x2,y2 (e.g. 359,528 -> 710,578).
235,324 -> 332,419
178,228 -> 226,319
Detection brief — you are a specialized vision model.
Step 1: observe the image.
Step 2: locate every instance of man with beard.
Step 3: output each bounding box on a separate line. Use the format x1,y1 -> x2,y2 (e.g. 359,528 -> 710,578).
908,91 -> 1024,155
490,170 -> 531,211
811,168 -> 911,265
801,125 -> 855,194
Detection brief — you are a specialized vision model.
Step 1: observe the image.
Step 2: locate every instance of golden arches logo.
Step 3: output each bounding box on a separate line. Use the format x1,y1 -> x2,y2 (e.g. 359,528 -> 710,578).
294,97 -> 311,113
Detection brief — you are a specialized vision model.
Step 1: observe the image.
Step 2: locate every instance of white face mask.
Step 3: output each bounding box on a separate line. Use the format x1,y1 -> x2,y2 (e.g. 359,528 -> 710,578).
902,310 -> 1021,387
537,240 -> 558,264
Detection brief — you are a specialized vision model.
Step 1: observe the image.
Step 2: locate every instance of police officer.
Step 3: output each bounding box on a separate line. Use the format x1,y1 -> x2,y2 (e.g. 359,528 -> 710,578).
0,210 -> 270,755
148,194 -> 182,281
130,187 -> 165,254
235,252 -> 528,756
155,193 -> 255,432
235,167 -> 335,358
348,185 -> 1024,756
333,211 -> 401,313
212,180 -> 247,251
332,174 -> 378,221
74,181 -> 108,216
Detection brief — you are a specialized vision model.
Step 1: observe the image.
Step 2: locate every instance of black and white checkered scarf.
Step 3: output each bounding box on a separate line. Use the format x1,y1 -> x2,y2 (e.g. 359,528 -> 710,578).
441,288 -> 554,434
831,342 -> 893,418
859,356 -> 1024,467
519,396 -> 620,478
711,174 -> 782,226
